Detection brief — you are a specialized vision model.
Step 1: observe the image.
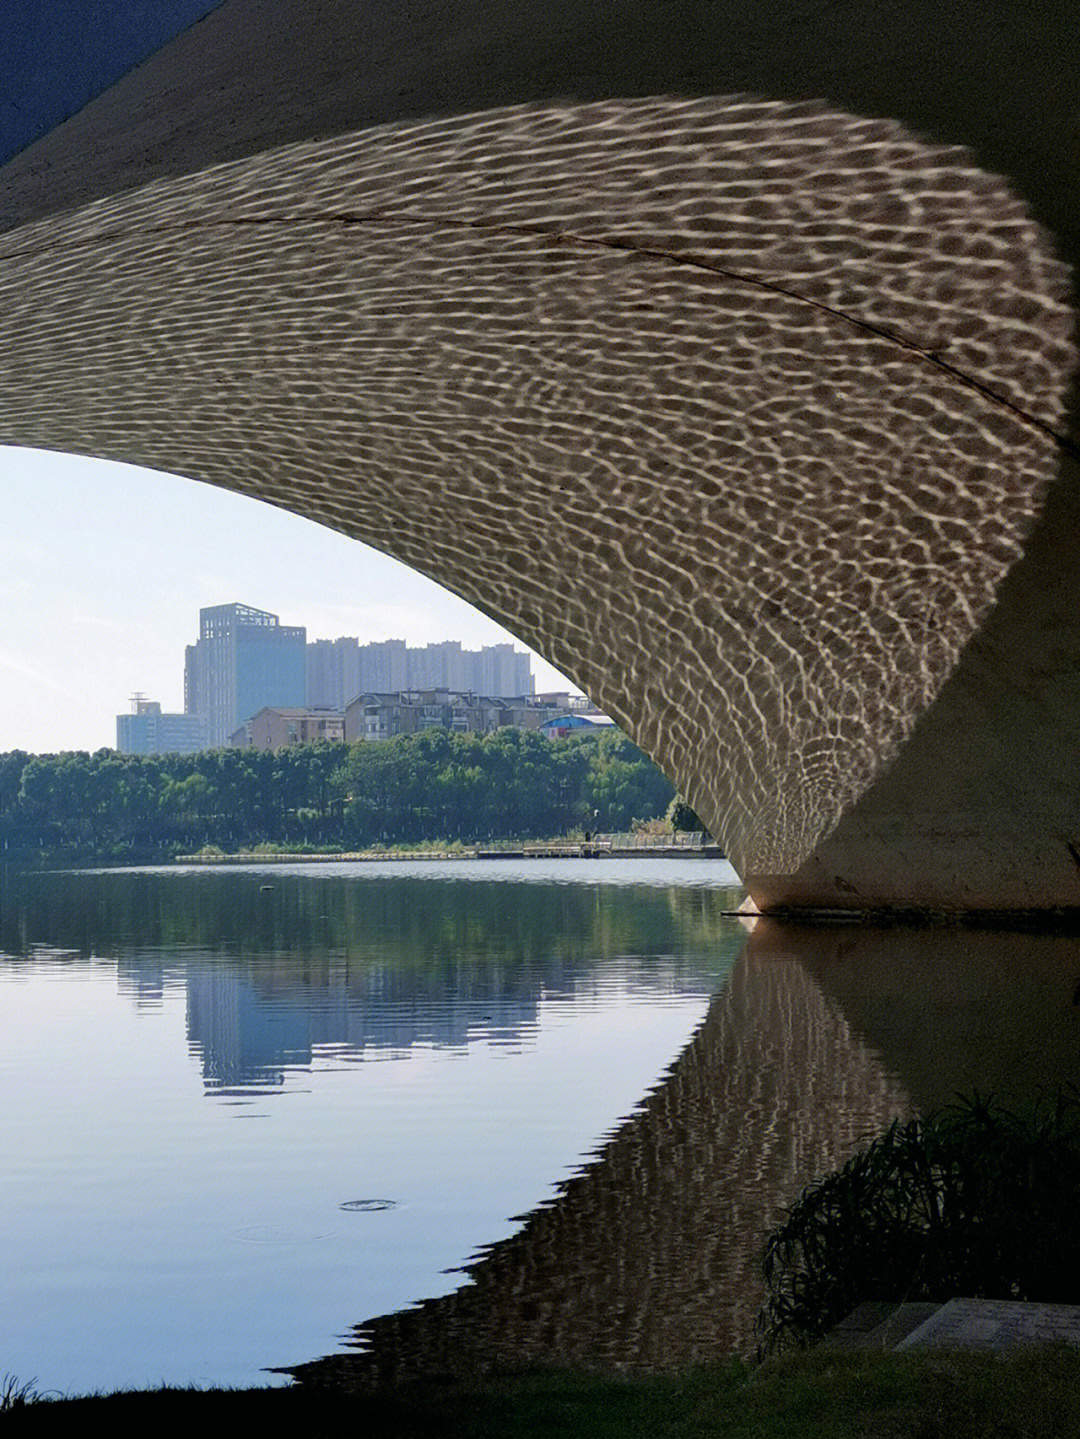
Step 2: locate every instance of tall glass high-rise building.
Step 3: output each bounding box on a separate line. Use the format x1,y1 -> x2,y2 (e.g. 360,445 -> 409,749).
185,603 -> 306,746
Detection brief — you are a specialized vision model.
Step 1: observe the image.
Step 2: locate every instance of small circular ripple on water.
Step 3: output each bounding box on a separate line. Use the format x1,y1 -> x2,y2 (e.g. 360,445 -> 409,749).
339,1199 -> 396,1212
233,1225 -> 334,1244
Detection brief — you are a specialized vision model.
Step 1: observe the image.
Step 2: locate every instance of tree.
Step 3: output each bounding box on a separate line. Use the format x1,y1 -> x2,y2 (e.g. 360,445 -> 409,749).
666,794 -> 707,833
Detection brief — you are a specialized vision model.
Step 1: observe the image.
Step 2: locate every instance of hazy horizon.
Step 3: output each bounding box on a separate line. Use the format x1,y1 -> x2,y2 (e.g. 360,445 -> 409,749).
0,446 -> 577,754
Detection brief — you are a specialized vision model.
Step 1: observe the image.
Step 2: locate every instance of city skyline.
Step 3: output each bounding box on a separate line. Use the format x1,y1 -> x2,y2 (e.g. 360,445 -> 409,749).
0,446 -> 577,754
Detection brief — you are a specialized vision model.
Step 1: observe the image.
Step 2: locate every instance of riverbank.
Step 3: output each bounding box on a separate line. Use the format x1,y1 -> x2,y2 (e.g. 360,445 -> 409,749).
175,836 -> 726,863
0,730 -> 683,864
8,1348 -> 1080,1436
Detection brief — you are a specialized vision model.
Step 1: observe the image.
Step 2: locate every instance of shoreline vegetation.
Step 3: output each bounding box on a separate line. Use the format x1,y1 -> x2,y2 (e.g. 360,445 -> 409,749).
758,1092 -> 1080,1355
8,1348 -> 1080,1437
174,832 -> 724,863
0,729 -> 710,867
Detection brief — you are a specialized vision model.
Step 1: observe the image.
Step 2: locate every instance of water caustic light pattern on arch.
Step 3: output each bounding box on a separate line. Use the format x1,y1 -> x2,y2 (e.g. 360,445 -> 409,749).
0,97 -> 1074,878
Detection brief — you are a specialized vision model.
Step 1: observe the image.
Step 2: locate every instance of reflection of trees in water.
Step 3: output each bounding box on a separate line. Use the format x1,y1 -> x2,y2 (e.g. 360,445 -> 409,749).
0,866 -> 745,1087
295,949 -> 909,1386
10,863 -> 1074,1381
0,869 -> 739,989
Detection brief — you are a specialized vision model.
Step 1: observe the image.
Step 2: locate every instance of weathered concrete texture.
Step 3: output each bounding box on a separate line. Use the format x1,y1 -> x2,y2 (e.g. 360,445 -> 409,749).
0,97 -> 1074,897
4,0 -> 1080,324
3,1 -> 1080,910
744,452 -> 1080,910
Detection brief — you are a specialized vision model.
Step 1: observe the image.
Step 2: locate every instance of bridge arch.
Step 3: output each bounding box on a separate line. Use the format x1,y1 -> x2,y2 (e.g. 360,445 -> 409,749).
2,4 -> 1078,911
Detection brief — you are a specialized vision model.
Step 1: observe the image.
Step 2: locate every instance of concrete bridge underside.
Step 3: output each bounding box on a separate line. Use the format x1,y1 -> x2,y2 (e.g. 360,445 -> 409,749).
2,1 -> 1079,913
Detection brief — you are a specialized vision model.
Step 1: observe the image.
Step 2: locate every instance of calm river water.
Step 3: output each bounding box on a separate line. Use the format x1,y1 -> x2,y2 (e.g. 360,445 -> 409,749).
1,857 -> 1078,1394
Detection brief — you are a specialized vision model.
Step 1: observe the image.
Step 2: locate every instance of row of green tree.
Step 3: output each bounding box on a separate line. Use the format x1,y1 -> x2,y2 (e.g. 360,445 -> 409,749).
0,728 -> 701,859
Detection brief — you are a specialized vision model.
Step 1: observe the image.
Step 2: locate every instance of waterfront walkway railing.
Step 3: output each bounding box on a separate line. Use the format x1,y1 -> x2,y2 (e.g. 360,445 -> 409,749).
592,831 -> 707,850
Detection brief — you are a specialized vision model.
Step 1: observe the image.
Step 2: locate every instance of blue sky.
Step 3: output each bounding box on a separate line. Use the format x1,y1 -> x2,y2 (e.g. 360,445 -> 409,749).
0,446 -> 574,754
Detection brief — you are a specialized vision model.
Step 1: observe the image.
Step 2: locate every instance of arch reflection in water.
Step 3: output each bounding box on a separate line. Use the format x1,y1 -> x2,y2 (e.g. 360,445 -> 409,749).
295,920 -> 1080,1385
4,862 -> 1079,1387
761,920 -> 1080,1114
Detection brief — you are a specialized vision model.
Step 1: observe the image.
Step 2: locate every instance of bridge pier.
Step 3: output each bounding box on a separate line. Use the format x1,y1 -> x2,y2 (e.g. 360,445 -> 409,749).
743,450 -> 1080,915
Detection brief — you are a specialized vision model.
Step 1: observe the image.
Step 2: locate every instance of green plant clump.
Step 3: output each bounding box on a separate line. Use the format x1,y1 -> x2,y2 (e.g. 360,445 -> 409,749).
758,1089 -> 1080,1353
0,1373 -> 38,1412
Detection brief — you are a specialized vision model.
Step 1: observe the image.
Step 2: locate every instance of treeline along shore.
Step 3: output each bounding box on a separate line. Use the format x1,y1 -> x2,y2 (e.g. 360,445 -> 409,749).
0,728 -> 699,862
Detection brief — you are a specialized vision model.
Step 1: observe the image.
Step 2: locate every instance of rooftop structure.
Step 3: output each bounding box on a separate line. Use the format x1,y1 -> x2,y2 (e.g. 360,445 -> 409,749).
539,713 -> 616,740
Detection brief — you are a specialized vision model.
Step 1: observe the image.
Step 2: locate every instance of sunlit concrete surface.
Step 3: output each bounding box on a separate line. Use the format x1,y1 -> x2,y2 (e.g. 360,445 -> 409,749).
2,1 -> 1079,911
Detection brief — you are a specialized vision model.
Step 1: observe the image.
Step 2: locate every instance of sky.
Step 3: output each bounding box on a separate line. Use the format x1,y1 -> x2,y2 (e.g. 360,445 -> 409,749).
0,446 -> 577,755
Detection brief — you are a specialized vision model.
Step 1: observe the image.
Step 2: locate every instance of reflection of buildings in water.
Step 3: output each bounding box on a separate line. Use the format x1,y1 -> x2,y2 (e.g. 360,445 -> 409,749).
293,946 -> 910,1386
751,920 -> 1080,1112
184,966 -> 543,1089
182,945 -> 721,1090
115,955 -> 166,1009
186,970 -> 305,1088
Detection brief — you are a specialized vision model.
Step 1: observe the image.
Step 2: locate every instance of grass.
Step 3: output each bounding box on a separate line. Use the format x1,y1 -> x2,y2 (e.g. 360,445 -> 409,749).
0,1376 -> 38,1413
6,1349 -> 1080,1438
759,1090 -> 1080,1353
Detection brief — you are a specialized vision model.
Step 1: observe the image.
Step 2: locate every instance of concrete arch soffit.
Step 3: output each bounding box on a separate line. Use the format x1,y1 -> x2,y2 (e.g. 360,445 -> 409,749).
0,95 -> 1075,878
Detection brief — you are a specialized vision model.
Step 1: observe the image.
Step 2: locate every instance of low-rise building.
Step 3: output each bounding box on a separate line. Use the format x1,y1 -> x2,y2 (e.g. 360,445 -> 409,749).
116,697 -> 207,754
230,706 -> 345,750
343,690 -> 581,742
